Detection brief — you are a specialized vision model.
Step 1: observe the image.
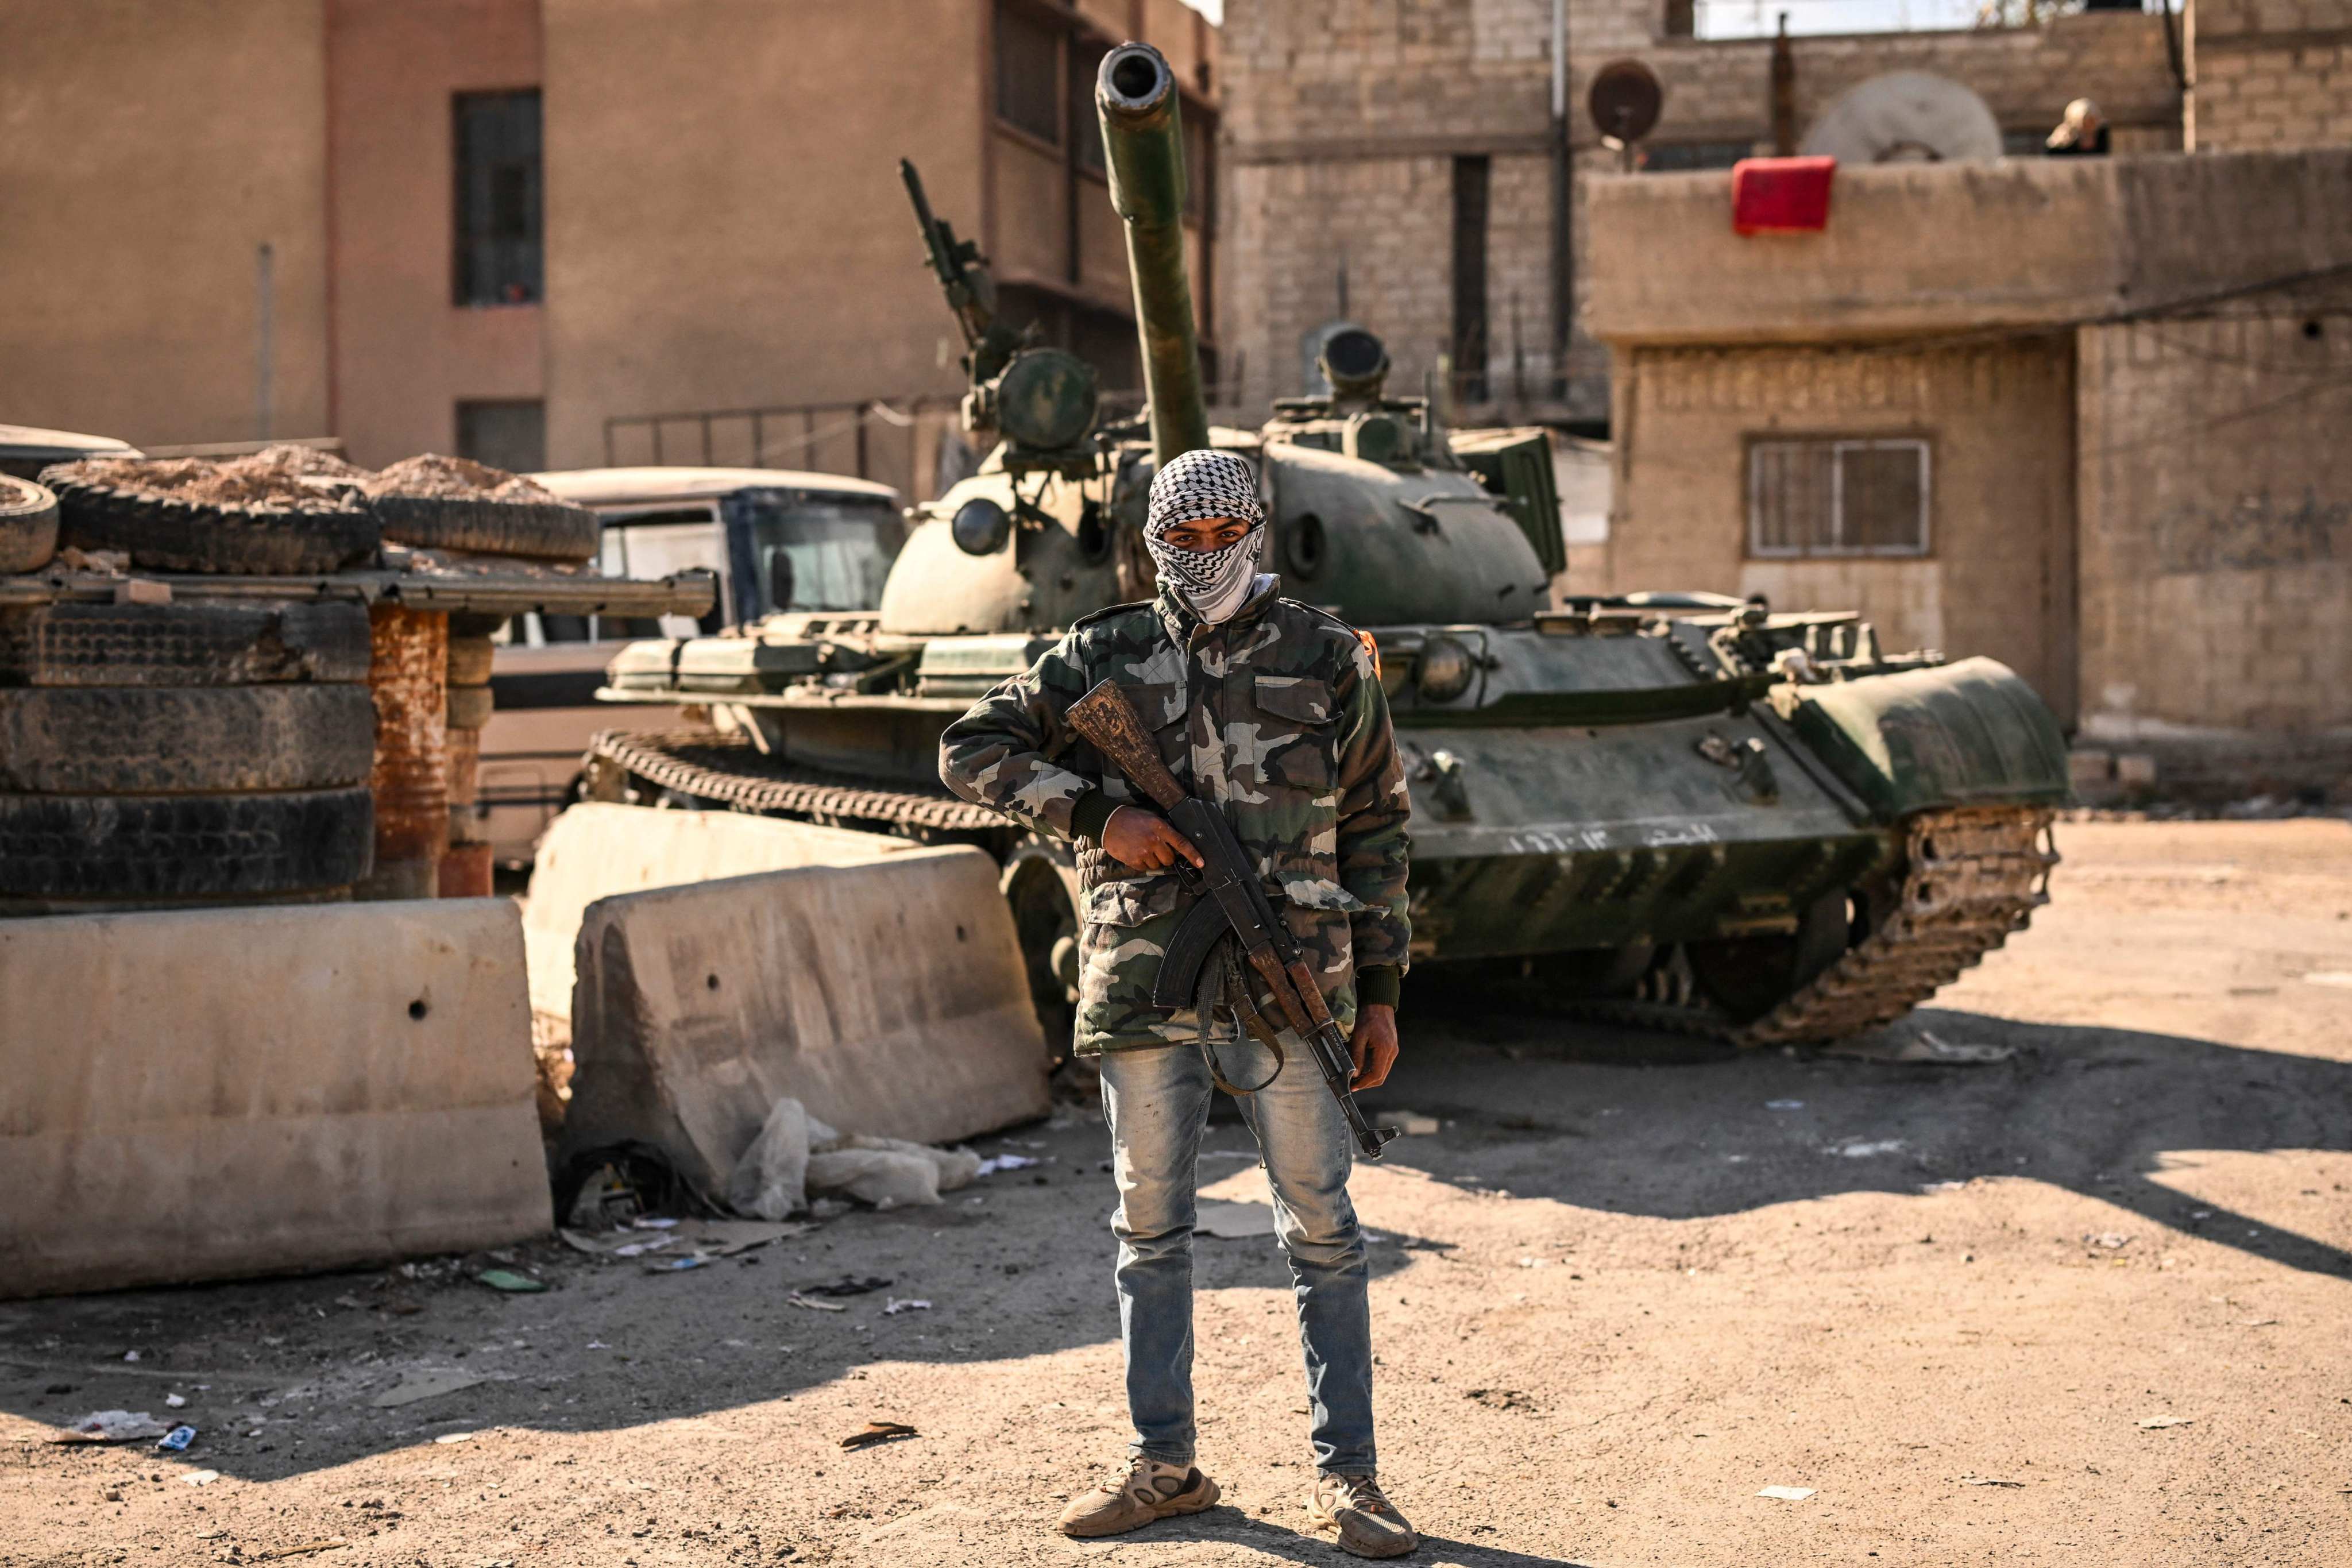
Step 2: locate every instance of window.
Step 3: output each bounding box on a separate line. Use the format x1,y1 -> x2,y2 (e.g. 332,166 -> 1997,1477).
1748,437 -> 1929,557
1072,38 -> 1110,172
1451,156 -> 1491,404
453,90 -> 542,306
456,399 -> 545,475
995,4 -> 1061,145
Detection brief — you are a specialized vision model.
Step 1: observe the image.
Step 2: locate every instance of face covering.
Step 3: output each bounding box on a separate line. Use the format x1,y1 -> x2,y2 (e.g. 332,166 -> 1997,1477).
1144,447 -> 1267,625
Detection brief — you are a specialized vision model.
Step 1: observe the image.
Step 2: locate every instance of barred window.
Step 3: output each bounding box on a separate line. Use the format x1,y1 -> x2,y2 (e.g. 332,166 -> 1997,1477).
1748,437 -> 1930,557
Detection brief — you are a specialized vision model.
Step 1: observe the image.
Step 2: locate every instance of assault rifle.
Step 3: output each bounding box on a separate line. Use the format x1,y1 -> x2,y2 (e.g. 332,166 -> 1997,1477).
1065,679 -> 1399,1160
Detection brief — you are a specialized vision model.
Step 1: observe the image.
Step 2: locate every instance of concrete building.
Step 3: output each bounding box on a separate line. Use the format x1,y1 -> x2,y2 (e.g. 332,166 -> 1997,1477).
1216,0 -> 2182,427
1584,147 -> 2352,800
0,0 -> 1218,488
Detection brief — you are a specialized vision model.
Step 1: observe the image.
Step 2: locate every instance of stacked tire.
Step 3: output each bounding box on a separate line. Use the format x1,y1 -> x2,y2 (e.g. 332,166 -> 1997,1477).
1,452 -> 383,913
0,599 -> 377,910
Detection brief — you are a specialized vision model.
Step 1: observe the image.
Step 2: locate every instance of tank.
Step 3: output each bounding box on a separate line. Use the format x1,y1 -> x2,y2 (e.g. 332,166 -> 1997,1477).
591,42 -> 2067,1057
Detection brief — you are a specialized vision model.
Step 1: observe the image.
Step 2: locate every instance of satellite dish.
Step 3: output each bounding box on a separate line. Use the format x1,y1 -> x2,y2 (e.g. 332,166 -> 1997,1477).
1587,60 -> 1664,148
1800,72 -> 2002,164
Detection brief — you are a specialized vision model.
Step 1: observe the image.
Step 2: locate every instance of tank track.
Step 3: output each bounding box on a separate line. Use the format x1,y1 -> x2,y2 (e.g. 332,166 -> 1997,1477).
587,728 -> 1003,834
1578,805 -> 2060,1046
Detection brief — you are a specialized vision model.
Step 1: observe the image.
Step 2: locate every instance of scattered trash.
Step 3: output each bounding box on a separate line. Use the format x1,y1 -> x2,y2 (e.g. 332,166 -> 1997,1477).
1391,1111 -> 1442,1136
434,1430 -> 479,1444
2137,1416 -> 2193,1429
1765,1100 -> 1805,1111
728,1096 -> 819,1221
370,1370 -> 486,1409
122,1350 -> 141,1363
612,1237 -> 676,1259
183,1470 -> 221,1487
1824,1139 -> 1905,1158
800,1275 -> 894,1298
475,1269 -> 546,1293
156,1425 -> 197,1451
632,1217 -> 679,1230
1197,1201 -> 1278,1239
2085,1233 -> 2134,1250
643,1256 -> 710,1273
1826,1029 -> 2014,1065
787,1292 -> 848,1314
166,1393 -> 187,1408
975,1153 -> 1040,1176
2300,971 -> 2352,988
1516,1257 -> 1543,1268
1955,1474 -> 2025,1487
254,1538 -> 350,1559
839,1420 -> 918,1450
1918,1180 -> 1967,1194
1757,1485 -> 1816,1501
2237,1318 -> 2279,1327
882,1298 -> 932,1315
51,1411 -> 169,1444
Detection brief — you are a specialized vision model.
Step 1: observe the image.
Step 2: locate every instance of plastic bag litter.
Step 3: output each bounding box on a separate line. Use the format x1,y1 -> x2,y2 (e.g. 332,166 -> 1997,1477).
727,1096 -> 816,1221
806,1136 -> 982,1210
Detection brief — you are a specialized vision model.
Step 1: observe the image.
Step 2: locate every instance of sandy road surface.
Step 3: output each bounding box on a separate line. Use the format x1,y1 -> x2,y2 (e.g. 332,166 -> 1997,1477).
4,818 -> 2349,1566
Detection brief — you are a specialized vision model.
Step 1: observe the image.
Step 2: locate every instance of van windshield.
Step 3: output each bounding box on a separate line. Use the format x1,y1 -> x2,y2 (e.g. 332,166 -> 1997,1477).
735,491 -> 906,614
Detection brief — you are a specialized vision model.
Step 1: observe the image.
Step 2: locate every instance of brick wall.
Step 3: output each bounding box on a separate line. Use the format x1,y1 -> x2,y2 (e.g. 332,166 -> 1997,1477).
1218,0 -> 2177,423
2076,300 -> 2352,796
2189,0 -> 2352,152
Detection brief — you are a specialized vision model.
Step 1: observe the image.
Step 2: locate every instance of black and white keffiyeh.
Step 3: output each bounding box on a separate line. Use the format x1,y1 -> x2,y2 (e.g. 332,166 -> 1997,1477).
1145,448 -> 1267,625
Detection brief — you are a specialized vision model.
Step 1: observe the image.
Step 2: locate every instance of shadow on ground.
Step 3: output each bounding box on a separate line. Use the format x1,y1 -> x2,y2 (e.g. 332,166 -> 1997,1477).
1,982 -> 2343,1494
1382,971 -> 2352,1285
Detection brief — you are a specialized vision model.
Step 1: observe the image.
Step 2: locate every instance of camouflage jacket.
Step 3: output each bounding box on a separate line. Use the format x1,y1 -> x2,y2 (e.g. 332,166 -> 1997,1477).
938,579 -> 1412,1055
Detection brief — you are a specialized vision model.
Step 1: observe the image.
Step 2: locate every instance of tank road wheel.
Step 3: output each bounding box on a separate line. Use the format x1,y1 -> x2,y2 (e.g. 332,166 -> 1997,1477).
1684,889 -> 1853,1023
1001,833 -> 1083,1072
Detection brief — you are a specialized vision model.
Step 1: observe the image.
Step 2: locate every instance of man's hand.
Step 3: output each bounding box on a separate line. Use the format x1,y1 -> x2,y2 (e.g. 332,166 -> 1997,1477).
1349,1003 -> 1399,1091
1102,805 -> 1204,872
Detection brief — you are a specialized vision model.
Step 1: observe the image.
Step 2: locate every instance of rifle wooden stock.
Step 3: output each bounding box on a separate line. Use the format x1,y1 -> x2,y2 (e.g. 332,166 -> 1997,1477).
1067,681 -> 1188,812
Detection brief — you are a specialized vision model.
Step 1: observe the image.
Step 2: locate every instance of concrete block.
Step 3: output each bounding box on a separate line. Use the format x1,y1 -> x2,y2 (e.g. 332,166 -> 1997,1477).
564,847 -> 1050,1196
523,803 -> 920,1025
0,900 -> 547,1300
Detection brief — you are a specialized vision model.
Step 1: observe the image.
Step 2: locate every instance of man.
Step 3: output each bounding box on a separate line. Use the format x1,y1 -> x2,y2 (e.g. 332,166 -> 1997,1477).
939,447 -> 1417,1558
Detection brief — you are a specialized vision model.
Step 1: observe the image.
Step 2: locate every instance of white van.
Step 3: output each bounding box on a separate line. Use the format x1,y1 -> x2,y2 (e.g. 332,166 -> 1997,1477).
475,466 -> 905,863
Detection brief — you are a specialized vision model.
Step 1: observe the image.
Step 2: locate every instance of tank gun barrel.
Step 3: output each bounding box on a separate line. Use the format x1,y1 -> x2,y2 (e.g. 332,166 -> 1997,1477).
1095,43 -> 1210,466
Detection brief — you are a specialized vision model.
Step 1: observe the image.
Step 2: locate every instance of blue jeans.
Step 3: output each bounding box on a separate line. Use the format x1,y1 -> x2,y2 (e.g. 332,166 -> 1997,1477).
1098,1037 -> 1376,1475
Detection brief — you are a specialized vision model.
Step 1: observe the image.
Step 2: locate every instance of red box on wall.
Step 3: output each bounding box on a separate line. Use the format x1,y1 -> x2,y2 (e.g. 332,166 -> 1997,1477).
1731,156 -> 1837,235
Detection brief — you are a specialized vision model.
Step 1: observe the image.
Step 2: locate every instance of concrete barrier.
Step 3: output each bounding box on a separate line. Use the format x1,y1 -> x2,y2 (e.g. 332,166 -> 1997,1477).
0,899 -> 547,1299
564,846 -> 1050,1194
523,804 -> 918,1025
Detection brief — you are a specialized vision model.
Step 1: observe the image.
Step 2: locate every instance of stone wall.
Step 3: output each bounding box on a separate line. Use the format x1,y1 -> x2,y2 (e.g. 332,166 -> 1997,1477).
1217,0 -> 2178,423
2189,0 -> 2352,152
2076,300 -> 2352,797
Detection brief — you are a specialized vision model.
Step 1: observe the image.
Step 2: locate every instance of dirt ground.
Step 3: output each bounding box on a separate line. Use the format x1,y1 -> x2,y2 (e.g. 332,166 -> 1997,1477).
5,817 -> 2349,1567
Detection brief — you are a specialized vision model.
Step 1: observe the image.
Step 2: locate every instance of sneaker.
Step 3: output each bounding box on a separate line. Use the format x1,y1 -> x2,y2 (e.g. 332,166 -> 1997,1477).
1056,1455 -> 1219,1538
1306,1471 -> 1419,1558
